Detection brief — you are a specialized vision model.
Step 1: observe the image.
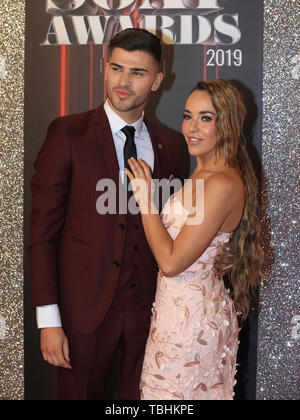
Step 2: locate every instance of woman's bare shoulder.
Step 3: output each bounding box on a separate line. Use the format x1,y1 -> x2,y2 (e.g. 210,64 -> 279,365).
195,169 -> 244,202
195,168 -> 242,187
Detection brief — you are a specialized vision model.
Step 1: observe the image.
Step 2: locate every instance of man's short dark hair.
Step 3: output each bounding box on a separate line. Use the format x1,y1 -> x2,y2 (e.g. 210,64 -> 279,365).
109,29 -> 161,67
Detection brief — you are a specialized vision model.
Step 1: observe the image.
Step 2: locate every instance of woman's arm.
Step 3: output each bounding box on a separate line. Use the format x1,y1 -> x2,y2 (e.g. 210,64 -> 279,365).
126,158 -> 243,277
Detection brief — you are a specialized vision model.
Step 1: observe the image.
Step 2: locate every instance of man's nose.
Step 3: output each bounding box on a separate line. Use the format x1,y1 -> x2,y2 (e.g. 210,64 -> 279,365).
119,71 -> 131,86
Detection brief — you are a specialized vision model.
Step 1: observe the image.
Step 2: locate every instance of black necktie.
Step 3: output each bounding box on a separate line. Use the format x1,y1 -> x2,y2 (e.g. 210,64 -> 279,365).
122,125 -> 137,170
122,125 -> 137,194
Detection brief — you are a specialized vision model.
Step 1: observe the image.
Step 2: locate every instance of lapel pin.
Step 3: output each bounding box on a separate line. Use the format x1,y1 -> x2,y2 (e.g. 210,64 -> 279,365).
158,143 -> 163,149
168,174 -> 174,183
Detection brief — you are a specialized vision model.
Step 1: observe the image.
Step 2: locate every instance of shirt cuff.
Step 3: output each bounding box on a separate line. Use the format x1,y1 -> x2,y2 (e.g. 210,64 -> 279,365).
36,304 -> 62,329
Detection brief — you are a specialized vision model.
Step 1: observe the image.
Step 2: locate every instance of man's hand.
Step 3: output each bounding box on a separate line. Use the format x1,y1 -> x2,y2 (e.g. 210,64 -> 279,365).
213,242 -> 234,277
40,327 -> 72,370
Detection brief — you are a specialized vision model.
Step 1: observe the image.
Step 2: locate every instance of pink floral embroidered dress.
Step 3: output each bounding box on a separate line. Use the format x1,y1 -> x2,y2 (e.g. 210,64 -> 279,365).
140,194 -> 239,400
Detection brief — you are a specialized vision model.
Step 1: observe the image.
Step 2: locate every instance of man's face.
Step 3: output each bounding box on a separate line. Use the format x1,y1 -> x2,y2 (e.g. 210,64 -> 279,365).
105,47 -> 164,123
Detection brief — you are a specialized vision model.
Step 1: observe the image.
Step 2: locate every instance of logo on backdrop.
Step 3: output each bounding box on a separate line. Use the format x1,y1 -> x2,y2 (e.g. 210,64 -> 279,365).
42,0 -> 241,46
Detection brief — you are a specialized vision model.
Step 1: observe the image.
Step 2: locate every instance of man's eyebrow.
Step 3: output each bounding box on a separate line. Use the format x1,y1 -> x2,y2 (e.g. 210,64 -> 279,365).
131,67 -> 148,73
110,62 -> 122,68
110,62 -> 148,72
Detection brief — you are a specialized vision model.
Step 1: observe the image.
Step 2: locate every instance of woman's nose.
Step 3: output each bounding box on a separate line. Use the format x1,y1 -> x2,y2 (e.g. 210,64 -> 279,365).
188,118 -> 200,133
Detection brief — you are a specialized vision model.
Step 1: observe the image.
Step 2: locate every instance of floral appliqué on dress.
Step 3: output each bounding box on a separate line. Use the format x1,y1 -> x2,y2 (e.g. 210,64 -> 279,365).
140,195 -> 240,400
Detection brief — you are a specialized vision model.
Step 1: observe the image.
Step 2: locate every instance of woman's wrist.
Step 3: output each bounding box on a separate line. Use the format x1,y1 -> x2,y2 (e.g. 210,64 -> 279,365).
139,199 -> 158,215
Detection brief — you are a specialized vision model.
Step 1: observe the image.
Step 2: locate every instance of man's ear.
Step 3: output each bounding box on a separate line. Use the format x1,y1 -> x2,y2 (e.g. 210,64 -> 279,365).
151,72 -> 164,92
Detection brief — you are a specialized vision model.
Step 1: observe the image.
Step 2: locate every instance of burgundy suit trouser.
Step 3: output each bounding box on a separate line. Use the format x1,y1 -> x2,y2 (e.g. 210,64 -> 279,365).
57,292 -> 152,400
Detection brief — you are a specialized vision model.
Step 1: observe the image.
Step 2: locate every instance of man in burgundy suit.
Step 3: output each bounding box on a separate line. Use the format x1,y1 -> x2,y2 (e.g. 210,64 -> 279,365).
28,29 -> 182,400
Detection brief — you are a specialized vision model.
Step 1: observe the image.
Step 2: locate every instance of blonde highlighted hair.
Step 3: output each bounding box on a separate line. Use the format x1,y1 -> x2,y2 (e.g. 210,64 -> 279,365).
193,79 -> 264,321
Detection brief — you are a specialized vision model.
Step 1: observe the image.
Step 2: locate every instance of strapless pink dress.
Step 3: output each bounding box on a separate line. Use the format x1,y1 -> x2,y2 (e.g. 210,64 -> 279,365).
140,195 -> 239,400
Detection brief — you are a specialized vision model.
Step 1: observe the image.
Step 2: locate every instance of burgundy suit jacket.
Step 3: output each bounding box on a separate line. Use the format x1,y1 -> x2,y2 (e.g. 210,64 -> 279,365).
28,104 -> 182,333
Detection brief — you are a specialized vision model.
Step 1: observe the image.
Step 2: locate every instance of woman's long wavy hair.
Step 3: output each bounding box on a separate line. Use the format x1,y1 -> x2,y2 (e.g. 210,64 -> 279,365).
192,80 -> 264,322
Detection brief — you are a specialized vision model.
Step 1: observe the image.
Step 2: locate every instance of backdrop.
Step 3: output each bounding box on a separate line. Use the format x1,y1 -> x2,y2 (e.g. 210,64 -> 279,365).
1,0 -> 298,401
24,0 -> 263,400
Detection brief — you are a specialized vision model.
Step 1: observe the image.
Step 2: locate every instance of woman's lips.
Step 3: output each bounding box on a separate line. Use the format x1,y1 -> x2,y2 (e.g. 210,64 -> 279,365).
187,136 -> 204,145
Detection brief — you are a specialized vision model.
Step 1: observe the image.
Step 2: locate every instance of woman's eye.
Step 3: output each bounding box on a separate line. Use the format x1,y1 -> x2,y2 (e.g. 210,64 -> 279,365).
182,114 -> 191,120
202,116 -> 212,122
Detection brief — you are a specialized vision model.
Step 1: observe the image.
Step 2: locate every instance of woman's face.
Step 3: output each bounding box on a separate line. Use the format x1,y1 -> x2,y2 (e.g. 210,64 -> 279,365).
182,90 -> 218,159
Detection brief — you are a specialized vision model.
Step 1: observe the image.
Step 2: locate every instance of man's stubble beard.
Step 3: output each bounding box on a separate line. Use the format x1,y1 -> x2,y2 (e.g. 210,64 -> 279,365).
107,87 -> 150,115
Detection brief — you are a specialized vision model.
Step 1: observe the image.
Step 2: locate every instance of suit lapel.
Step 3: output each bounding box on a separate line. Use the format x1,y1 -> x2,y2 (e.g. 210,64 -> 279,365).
93,105 -> 120,186
145,119 -> 162,181
92,108 -> 167,199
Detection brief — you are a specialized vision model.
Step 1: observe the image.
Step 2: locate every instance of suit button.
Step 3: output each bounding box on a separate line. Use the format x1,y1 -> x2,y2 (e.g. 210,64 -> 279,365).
134,224 -> 139,230
113,261 -> 120,268
118,223 -> 125,231
130,284 -> 136,290
134,245 -> 139,251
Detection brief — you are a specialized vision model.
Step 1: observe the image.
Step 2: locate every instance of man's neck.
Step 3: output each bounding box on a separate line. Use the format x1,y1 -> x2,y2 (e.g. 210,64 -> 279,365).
107,99 -> 144,125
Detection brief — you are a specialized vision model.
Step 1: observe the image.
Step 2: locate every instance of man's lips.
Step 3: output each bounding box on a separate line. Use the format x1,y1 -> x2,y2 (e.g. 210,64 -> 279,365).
187,136 -> 204,145
115,90 -> 131,99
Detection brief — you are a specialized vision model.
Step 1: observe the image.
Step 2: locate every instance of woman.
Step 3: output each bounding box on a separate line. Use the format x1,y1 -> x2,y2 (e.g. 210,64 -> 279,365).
126,80 -> 263,400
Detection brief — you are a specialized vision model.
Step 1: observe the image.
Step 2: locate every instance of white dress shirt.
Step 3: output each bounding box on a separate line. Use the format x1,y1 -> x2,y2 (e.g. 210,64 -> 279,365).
103,100 -> 154,182
36,100 -> 155,329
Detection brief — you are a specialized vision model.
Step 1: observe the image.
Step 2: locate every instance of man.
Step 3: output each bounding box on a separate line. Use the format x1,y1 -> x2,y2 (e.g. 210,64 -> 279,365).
28,28 -> 183,400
